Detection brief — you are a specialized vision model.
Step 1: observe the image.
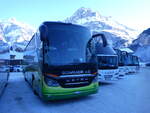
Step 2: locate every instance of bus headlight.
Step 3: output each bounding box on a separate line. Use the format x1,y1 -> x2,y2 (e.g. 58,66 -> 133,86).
92,75 -> 98,82
44,77 -> 59,87
115,72 -> 119,75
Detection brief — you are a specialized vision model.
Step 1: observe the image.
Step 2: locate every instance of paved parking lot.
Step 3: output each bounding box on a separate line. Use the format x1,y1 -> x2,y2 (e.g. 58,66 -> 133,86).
0,67 -> 150,113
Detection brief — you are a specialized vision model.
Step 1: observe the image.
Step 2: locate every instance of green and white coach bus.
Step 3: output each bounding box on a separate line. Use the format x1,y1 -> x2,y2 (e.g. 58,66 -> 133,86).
23,22 -> 99,101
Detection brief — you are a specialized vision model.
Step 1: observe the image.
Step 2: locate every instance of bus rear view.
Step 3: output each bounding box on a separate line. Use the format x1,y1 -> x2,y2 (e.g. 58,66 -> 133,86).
23,22 -> 99,101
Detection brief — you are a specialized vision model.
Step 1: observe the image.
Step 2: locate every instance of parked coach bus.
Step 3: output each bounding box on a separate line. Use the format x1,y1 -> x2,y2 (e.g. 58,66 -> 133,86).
0,41 -> 9,96
132,55 -> 140,72
23,22 -> 99,101
115,49 -> 128,76
126,54 -> 140,73
87,33 -> 119,82
115,48 -> 139,76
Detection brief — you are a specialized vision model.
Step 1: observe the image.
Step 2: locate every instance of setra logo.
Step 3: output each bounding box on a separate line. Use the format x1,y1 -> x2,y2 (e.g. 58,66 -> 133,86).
62,70 -> 91,75
62,70 -> 84,75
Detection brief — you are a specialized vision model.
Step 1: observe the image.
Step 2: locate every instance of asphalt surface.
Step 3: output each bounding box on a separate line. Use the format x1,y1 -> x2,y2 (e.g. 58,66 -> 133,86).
0,67 -> 150,113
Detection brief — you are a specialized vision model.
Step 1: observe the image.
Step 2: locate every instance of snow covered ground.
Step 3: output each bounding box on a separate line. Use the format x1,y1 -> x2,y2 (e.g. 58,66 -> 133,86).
0,67 -> 150,113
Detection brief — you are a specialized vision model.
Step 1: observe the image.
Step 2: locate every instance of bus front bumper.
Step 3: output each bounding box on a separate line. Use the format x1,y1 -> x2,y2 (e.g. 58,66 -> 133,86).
42,83 -> 98,101
42,89 -> 98,101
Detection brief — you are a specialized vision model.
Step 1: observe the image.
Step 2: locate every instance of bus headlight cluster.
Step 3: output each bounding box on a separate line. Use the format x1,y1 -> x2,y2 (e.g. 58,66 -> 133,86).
92,75 -> 98,82
115,72 -> 119,75
44,77 -> 59,87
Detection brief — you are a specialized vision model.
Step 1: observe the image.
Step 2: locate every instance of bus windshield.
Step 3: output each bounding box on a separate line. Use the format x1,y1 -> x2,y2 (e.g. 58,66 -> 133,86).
44,29 -> 90,66
97,55 -> 118,69
125,54 -> 134,66
132,56 -> 139,65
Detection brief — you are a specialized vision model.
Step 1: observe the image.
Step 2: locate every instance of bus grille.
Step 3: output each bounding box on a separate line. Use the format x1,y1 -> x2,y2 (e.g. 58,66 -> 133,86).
58,76 -> 95,88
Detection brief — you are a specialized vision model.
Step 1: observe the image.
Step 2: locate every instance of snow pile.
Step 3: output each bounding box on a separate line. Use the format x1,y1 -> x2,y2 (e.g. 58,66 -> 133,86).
65,7 -> 139,47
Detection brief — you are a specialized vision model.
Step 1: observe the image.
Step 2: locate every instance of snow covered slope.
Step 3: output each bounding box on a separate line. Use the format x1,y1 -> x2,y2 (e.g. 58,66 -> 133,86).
130,28 -> 150,62
0,18 -> 35,45
65,7 -> 139,47
131,28 -> 150,47
0,18 -> 35,59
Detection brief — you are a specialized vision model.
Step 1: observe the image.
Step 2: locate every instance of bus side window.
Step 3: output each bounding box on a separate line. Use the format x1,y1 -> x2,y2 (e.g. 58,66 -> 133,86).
36,32 -> 41,48
36,31 -> 43,61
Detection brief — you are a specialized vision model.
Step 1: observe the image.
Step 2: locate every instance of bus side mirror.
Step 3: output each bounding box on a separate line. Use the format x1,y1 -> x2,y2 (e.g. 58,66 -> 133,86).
92,33 -> 107,47
39,25 -> 48,41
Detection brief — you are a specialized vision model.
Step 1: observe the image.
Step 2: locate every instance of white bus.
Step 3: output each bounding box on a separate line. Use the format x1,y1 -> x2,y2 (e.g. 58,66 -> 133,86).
115,49 -> 128,76
126,54 -> 140,73
115,48 -> 139,76
88,33 -> 119,82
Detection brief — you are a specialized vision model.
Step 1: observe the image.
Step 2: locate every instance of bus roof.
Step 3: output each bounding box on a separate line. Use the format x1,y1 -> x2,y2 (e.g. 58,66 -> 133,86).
96,46 -> 117,55
96,54 -> 117,57
42,21 -> 89,31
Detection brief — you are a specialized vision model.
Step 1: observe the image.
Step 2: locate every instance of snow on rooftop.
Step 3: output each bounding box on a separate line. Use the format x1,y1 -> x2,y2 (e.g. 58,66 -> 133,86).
119,48 -> 134,53
10,50 -> 23,59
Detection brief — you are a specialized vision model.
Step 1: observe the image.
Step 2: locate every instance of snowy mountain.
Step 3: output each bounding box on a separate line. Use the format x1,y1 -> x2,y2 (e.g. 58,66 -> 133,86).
0,9 -> 146,61
0,18 -> 35,59
0,18 -> 35,48
130,28 -> 150,62
65,7 -> 139,47
131,28 -> 150,47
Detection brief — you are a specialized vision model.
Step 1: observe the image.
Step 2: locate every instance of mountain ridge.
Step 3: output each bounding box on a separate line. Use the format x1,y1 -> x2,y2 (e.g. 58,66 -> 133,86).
65,7 -> 139,47
130,27 -> 150,61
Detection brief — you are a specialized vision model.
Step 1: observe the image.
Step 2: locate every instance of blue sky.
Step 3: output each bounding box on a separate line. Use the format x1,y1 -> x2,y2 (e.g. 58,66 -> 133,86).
0,0 -> 150,31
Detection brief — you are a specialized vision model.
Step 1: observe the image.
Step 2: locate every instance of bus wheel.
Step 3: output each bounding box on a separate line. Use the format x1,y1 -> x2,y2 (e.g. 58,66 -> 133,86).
5,74 -> 9,87
5,82 -> 8,87
33,89 -> 38,96
32,76 -> 38,96
24,77 -> 27,82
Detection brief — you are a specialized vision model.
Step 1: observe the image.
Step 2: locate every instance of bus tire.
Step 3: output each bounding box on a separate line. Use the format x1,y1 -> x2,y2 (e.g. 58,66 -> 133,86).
5,83 -> 8,87
32,76 -> 38,96
5,74 -> 9,87
33,89 -> 38,96
24,77 -> 27,82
